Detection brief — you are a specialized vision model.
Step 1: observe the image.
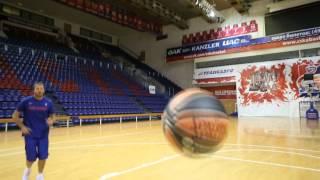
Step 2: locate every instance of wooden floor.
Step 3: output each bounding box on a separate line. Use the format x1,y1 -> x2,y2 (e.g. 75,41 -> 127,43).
1,117 -> 320,180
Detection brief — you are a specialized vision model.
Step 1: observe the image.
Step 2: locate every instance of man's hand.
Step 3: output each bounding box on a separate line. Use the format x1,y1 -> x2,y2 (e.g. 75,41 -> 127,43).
21,126 -> 31,135
47,118 -> 54,126
12,110 -> 31,135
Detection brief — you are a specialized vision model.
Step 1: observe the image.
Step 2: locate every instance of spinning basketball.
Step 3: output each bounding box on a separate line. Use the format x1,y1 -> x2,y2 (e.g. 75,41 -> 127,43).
162,88 -> 229,157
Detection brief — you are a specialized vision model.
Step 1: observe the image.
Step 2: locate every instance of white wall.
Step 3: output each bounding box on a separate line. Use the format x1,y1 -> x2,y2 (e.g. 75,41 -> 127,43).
143,2 -> 270,89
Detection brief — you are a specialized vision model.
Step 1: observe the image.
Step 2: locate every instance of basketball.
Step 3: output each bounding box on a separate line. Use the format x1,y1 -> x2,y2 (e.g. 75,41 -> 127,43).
162,88 -> 229,157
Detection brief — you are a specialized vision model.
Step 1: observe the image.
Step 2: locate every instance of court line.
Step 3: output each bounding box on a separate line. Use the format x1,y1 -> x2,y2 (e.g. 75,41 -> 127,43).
210,154 -> 320,173
52,142 -> 168,150
2,137 -> 319,154
1,141 -> 320,178
0,130 -> 159,152
99,148 -> 320,179
217,148 -> 320,159
225,143 -> 320,153
51,129 -> 160,145
0,142 -> 168,157
99,154 -> 180,180
264,132 -> 320,139
2,142 -> 320,158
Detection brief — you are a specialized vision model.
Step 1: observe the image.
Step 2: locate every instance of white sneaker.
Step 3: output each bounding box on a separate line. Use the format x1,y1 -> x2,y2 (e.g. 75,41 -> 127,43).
36,174 -> 44,180
22,168 -> 31,180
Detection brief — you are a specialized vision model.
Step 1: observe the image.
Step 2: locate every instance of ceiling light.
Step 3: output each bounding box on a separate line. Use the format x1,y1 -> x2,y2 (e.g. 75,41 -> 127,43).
208,10 -> 215,17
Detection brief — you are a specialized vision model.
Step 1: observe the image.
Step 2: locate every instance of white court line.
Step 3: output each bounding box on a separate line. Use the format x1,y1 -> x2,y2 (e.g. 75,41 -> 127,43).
211,154 -> 320,173
216,148 -> 320,159
99,154 -> 180,180
1,141 -> 320,158
264,132 -> 320,139
225,143 -> 320,153
2,136 -> 319,155
51,130 -> 159,145
0,142 -> 168,157
0,130 -> 159,152
98,148 -> 320,179
1,141 -> 320,178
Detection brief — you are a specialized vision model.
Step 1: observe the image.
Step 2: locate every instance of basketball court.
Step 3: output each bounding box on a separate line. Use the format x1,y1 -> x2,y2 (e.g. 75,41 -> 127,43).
1,0 -> 320,179
1,117 -> 320,180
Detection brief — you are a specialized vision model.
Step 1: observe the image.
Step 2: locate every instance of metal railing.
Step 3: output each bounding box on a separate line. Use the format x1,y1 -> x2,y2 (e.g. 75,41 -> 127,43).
0,113 -> 162,132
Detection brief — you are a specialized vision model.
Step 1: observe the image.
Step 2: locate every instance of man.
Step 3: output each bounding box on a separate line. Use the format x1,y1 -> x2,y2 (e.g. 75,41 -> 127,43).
12,82 -> 55,180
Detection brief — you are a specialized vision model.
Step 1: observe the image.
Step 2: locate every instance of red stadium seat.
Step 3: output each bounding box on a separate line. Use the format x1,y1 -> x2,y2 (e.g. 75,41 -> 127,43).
117,10 -> 123,24
232,24 -> 239,36
111,9 -> 117,22
202,30 -> 209,42
91,1 -> 98,14
105,3 -> 111,18
224,25 -> 232,37
137,18 -> 143,31
249,20 -> 258,32
127,15 -> 133,27
189,33 -> 195,44
98,3 -> 105,16
209,29 -> 217,40
195,32 -> 201,43
238,22 -> 248,34
217,27 -> 225,39
182,35 -> 188,45
67,0 -> 76,6
123,12 -> 128,25
75,0 -> 84,9
84,0 -> 91,12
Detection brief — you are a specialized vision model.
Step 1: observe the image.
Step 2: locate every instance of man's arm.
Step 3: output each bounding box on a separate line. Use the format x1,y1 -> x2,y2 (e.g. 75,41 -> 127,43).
47,100 -> 55,126
12,110 -> 31,135
47,113 -> 55,126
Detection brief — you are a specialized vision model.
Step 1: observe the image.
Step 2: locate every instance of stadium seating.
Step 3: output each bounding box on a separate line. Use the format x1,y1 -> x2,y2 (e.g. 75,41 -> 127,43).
181,20 -> 258,45
0,30 -> 170,124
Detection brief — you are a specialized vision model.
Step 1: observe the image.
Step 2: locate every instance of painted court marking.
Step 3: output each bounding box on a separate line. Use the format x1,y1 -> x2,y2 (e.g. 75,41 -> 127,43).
225,143 -> 320,153
0,142 -> 168,157
0,141 -> 320,178
0,129 -> 159,153
99,148 -> 320,179
99,154 -> 180,180
211,154 -> 320,173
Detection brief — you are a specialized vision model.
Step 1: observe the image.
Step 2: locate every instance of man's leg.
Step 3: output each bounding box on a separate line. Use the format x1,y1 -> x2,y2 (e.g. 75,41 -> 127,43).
36,137 -> 49,180
38,160 -> 46,173
23,136 -> 37,180
26,160 -> 33,168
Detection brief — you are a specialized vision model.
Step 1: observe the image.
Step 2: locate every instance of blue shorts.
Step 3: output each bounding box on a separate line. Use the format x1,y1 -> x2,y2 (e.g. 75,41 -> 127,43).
24,136 -> 49,161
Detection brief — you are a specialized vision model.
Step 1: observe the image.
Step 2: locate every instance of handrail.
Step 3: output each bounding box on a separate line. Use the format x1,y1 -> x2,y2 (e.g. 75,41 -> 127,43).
0,113 -> 163,132
118,42 -> 140,59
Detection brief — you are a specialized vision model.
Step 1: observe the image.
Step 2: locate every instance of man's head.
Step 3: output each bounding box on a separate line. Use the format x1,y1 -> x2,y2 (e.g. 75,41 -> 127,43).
33,82 -> 45,99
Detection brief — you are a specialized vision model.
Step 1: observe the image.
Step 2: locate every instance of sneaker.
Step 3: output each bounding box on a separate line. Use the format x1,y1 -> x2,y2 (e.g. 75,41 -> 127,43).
36,174 -> 44,180
22,168 -> 31,180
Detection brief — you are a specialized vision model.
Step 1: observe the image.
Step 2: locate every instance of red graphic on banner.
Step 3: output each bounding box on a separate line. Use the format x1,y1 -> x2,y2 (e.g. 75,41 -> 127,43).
290,59 -> 320,98
239,64 -> 287,106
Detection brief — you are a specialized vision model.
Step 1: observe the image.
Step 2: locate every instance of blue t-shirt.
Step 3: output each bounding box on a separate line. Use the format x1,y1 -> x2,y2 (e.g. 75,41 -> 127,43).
17,96 -> 54,138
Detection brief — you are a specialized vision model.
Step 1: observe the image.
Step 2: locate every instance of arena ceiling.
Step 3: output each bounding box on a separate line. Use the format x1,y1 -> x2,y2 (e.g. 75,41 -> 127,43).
101,0 -> 278,29
8,0 -> 317,30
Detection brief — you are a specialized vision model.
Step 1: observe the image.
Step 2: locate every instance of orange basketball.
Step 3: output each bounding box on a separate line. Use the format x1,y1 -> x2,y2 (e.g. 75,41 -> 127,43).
162,88 -> 229,157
